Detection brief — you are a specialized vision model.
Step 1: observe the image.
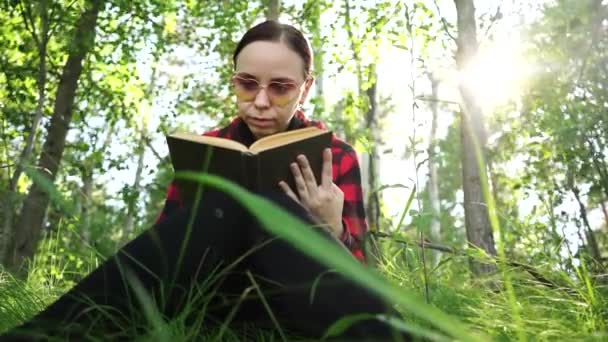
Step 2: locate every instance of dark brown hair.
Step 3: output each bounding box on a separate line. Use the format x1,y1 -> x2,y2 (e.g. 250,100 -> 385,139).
233,20 -> 313,77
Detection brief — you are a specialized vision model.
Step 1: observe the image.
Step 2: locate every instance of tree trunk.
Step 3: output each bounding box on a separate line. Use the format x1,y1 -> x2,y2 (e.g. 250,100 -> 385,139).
600,200 -> 608,231
5,0 -> 104,274
122,129 -> 146,241
427,73 -> 441,266
306,0 -> 326,115
364,65 -> 381,231
343,0 -> 363,95
80,169 -> 93,241
572,186 -> 603,265
122,49 -> 160,241
80,123 -> 115,241
587,135 -> 608,202
343,0 -> 380,230
454,0 -> 497,276
266,0 -> 280,21
1,0 -> 50,265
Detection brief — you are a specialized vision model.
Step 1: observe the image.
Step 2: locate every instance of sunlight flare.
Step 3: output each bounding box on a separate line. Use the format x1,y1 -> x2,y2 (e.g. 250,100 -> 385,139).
461,37 -> 529,113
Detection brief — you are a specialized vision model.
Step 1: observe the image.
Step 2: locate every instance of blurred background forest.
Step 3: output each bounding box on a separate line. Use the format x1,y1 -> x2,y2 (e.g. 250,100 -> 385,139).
1,0 -> 607,340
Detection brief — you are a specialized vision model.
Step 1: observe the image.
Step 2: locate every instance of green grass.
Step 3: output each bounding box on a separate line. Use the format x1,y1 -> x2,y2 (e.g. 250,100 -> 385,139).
2,238 -> 606,341
378,240 -> 608,341
1,174 -> 607,341
1,238 -> 607,341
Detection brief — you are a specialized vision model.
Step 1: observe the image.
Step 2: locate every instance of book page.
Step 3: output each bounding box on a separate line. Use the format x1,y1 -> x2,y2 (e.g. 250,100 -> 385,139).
169,132 -> 249,152
249,127 -> 327,153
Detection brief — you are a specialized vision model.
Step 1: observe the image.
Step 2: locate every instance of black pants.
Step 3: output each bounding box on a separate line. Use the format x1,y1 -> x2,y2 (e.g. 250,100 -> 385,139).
3,191 -> 408,341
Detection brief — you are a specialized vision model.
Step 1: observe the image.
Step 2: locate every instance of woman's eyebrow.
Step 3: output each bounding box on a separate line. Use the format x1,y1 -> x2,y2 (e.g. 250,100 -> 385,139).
235,72 -> 257,79
235,72 -> 296,83
270,77 -> 296,83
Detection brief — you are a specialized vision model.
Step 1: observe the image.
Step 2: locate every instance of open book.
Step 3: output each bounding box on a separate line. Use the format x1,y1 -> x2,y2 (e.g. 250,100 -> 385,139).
167,126 -> 332,204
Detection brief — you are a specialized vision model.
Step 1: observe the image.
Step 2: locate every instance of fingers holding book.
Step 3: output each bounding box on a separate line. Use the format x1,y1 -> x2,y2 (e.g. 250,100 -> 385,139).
278,148 -> 344,239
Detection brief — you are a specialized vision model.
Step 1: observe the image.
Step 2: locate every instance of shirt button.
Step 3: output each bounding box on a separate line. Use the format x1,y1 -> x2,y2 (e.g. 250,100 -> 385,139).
214,208 -> 224,219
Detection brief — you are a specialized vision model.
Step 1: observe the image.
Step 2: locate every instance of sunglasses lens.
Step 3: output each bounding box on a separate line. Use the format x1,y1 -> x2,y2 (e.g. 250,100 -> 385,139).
232,76 -> 300,106
233,78 -> 259,101
268,83 -> 293,105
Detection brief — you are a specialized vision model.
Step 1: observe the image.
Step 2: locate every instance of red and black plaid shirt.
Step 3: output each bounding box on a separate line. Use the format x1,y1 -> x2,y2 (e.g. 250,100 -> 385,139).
156,110 -> 368,262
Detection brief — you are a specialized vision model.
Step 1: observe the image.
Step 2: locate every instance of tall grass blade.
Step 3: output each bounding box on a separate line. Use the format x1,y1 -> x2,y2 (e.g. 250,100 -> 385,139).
176,172 -> 484,341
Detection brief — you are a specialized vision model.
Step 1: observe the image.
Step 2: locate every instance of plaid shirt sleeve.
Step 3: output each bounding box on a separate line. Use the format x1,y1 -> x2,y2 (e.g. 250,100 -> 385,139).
331,138 -> 368,263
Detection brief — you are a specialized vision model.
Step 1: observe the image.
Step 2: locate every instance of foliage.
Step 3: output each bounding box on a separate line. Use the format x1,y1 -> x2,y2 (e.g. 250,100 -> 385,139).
0,0 -> 607,340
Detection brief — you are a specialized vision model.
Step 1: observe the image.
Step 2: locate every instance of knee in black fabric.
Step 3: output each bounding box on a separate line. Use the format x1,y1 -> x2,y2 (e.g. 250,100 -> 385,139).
154,187 -> 254,282
257,191 -> 320,224
191,188 -> 250,221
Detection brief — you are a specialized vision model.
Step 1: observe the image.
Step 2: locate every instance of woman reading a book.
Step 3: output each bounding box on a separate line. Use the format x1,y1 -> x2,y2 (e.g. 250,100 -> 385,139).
4,20 -> 408,341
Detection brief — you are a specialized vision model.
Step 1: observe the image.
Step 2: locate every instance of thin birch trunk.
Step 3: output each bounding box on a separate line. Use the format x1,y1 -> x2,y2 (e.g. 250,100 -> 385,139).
122,129 -> 146,241
266,0 -> 280,21
1,0 -> 50,265
427,73 -> 441,266
7,0 -> 104,274
80,123 -> 115,241
572,186 -> 603,265
454,0 -> 497,276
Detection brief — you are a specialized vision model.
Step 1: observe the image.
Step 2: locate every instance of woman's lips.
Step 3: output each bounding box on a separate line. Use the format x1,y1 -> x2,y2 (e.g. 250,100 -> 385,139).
247,117 -> 274,128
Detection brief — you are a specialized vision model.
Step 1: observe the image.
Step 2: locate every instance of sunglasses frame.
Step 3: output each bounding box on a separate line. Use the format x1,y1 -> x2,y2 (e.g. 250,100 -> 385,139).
231,74 -> 308,106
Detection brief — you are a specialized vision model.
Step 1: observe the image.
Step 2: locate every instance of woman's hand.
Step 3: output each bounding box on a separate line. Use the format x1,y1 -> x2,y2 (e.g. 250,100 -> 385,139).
278,148 -> 344,239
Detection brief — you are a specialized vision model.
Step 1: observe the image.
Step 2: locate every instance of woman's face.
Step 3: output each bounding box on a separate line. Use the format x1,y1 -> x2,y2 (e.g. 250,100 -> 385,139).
233,40 -> 312,139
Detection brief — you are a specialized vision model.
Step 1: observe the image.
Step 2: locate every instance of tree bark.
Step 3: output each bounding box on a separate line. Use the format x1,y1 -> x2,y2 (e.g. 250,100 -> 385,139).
586,135 -> 608,202
1,0 -> 50,265
343,0 -> 381,230
344,0 -> 363,95
572,186 -> 603,265
122,128 -> 146,241
80,171 -> 93,239
9,1 -> 49,194
600,200 -> 608,231
306,0 -> 326,114
121,48 -> 161,241
80,123 -> 115,241
364,65 -> 381,231
454,0 -> 497,276
6,0 -> 104,274
427,73 -> 441,266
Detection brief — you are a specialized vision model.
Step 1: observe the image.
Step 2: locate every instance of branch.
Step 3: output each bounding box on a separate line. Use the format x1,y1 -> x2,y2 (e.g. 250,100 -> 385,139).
144,136 -> 164,163
481,1 -> 503,40
415,95 -> 461,106
18,0 -> 41,47
432,0 -> 457,42
371,231 -> 456,253
48,0 -> 80,38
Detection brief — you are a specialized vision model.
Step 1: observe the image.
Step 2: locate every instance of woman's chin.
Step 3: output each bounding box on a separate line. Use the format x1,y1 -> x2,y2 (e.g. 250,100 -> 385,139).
249,125 -> 278,139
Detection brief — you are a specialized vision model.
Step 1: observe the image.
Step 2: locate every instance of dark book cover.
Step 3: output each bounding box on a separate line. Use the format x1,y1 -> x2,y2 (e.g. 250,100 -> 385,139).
166,131 -> 332,205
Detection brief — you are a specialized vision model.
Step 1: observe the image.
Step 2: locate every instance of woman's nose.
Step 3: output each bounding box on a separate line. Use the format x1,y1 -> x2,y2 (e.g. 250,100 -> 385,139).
253,87 -> 271,108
